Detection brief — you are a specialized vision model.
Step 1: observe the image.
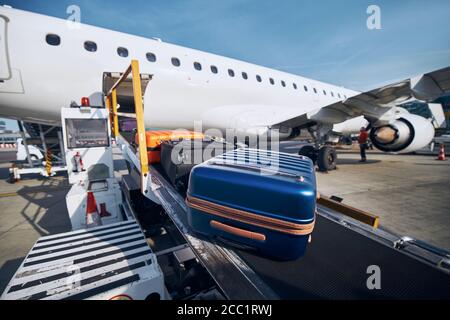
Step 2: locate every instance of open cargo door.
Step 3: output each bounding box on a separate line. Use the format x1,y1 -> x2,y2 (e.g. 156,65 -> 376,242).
103,72 -> 151,114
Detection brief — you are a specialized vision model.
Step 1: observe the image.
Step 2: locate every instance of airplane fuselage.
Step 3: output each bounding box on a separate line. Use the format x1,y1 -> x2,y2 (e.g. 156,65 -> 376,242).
0,6 -> 358,133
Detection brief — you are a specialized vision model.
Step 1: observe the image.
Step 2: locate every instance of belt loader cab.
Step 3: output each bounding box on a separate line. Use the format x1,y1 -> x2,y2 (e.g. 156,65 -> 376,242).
61,100 -> 127,230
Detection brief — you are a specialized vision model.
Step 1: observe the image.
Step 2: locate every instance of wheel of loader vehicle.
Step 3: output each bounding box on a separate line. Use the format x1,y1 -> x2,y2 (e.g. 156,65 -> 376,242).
317,145 -> 337,171
298,145 -> 317,163
9,171 -> 16,184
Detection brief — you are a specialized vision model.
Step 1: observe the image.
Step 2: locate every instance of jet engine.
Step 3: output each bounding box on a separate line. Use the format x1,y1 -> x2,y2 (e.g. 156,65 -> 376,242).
370,114 -> 434,153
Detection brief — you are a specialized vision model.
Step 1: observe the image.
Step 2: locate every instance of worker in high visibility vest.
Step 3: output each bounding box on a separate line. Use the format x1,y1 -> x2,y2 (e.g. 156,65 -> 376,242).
358,127 -> 369,162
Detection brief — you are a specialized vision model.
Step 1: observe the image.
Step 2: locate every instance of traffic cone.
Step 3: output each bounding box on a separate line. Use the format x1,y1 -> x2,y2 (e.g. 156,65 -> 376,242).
437,144 -> 446,161
86,191 -> 103,228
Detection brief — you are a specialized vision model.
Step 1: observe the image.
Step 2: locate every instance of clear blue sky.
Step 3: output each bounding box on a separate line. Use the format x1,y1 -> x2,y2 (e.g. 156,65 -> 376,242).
2,0 -> 450,130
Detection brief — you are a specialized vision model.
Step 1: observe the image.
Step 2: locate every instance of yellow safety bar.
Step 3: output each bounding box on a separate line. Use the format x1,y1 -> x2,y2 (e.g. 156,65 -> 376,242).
106,60 -> 149,191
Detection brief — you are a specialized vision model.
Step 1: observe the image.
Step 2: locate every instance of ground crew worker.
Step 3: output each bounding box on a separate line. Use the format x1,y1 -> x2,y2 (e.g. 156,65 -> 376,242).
358,127 -> 369,162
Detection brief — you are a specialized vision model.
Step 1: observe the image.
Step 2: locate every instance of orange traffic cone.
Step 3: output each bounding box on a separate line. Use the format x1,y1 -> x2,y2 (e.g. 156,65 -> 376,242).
437,144 -> 446,161
86,191 -> 103,228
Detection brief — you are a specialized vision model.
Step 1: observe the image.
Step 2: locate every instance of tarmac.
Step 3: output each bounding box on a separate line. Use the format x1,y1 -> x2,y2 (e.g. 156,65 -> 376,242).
279,141 -> 450,251
316,149 -> 450,250
0,143 -> 449,293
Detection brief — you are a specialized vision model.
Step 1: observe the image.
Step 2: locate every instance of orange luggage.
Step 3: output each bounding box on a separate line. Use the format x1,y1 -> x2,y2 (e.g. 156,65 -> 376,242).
135,130 -> 204,164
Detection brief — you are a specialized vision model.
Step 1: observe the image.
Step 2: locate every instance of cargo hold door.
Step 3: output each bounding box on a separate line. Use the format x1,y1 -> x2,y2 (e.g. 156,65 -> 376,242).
0,15 -> 11,80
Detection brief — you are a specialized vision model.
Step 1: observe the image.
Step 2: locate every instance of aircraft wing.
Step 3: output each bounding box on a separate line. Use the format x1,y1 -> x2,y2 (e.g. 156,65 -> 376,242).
275,66 -> 450,128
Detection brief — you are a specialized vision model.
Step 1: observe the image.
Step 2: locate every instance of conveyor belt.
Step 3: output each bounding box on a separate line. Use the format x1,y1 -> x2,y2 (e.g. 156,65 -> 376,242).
236,213 -> 450,299
149,165 -> 450,300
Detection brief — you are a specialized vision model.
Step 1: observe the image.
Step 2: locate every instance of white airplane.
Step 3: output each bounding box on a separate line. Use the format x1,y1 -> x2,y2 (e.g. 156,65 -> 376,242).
0,6 -> 449,170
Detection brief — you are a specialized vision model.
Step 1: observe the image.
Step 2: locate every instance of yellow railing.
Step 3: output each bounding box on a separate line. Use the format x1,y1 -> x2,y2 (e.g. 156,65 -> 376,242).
105,60 -> 149,190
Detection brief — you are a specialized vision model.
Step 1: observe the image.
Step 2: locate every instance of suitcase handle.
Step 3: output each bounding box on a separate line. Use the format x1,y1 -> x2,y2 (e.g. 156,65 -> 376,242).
210,220 -> 266,242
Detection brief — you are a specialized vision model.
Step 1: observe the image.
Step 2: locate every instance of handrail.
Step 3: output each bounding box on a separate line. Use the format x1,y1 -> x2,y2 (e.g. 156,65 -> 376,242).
105,60 -> 149,192
317,195 -> 380,228
111,88 -> 119,138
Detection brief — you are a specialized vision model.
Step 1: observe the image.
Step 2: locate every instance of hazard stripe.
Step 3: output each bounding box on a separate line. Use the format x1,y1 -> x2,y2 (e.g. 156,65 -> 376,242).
73,242 -> 148,265
23,236 -> 145,267
1,220 -> 162,300
8,250 -> 151,293
23,262 -> 146,300
35,221 -> 136,244
13,246 -> 150,284
63,274 -> 140,300
27,230 -> 142,258
32,225 -> 140,250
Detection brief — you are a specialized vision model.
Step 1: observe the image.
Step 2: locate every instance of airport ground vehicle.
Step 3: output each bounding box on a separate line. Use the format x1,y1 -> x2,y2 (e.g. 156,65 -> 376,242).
2,103 -> 168,300
15,138 -> 43,161
2,61 -> 449,300
8,122 -> 67,181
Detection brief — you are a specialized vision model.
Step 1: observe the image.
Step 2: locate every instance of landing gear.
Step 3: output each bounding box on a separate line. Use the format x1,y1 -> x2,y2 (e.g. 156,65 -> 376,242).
298,145 -> 337,172
317,145 -> 337,171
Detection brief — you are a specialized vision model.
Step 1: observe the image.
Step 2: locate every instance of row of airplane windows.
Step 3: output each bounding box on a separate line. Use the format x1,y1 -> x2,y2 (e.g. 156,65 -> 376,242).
45,33 -> 347,99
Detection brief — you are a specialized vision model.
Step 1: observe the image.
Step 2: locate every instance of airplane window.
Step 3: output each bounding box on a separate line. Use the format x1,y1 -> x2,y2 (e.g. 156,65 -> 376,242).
117,47 -> 129,58
46,34 -> 61,46
281,80 -> 286,87
228,69 -> 235,77
172,57 -> 181,67
194,62 -> 202,71
344,95 -> 347,99
338,93 -> 341,98
331,91 -> 334,97
84,41 -> 97,52
269,78 -> 275,85
313,88 -> 317,93
304,85 -> 308,91
323,90 -> 327,95
293,83 -> 298,89
211,65 -> 218,74
256,75 -> 262,82
146,52 -> 157,62
242,72 -> 248,80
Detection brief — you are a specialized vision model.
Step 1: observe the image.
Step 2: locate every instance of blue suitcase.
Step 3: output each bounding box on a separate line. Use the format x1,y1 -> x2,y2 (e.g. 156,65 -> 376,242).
186,148 -> 317,260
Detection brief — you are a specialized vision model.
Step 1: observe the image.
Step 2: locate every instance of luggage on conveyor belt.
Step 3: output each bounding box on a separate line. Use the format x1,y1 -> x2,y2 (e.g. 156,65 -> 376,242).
186,148 -> 317,260
134,130 -> 204,164
160,138 -> 230,190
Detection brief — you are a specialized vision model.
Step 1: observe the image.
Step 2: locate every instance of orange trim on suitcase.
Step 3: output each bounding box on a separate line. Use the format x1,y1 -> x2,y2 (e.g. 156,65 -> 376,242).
186,195 -> 315,236
210,220 -> 266,241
